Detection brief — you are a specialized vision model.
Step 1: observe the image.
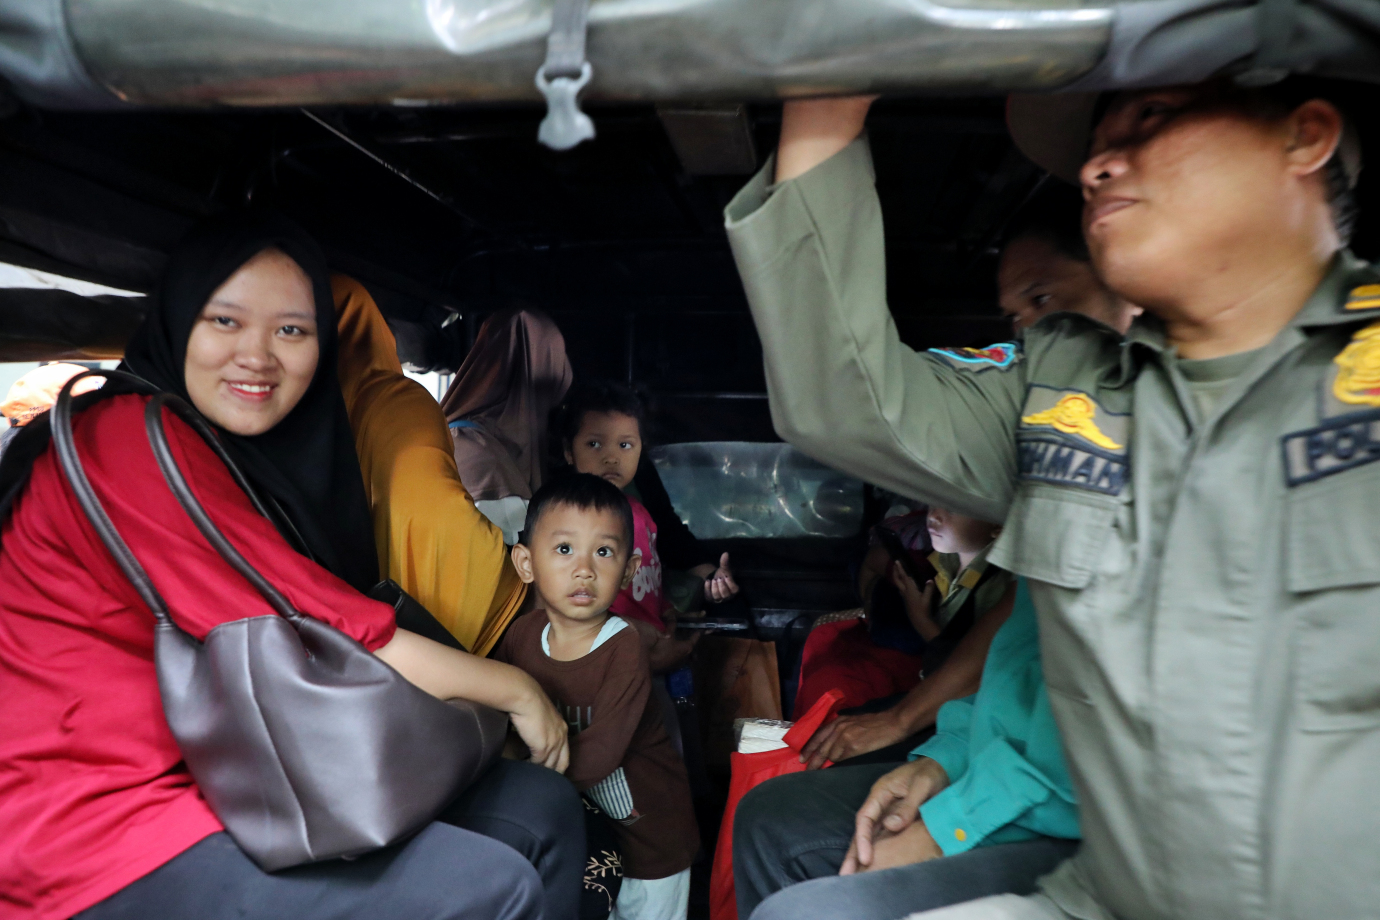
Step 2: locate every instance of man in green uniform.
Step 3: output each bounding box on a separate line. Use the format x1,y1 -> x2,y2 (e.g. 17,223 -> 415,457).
725,77 -> 1377,920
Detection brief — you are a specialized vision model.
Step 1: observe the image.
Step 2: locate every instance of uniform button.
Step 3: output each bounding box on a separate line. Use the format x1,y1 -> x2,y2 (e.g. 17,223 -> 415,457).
954,829 -> 967,842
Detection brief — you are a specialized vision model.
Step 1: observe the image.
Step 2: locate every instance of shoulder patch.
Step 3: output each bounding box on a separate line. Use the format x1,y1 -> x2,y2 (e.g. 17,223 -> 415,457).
1283,322 -> 1380,486
927,342 -> 1019,371
1330,321 -> 1380,408
1344,284 -> 1380,311
1016,386 -> 1130,495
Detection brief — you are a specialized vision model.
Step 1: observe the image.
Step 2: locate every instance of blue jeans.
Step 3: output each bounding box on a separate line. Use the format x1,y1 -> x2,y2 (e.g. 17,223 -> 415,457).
735,763 -> 1077,920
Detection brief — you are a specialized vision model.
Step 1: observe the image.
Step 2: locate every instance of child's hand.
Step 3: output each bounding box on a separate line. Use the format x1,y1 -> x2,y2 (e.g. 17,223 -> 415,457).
890,564 -> 940,640
649,611 -> 702,672
630,613 -> 702,672
705,552 -> 740,603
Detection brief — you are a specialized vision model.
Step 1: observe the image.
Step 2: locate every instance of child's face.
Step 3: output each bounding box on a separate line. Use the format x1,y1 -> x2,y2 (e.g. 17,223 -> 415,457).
565,411 -> 642,491
510,501 -> 639,624
926,507 -> 1001,557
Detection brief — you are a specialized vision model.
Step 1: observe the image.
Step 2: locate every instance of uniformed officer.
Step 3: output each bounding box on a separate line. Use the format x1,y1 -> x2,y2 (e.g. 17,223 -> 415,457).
725,76 -> 1377,920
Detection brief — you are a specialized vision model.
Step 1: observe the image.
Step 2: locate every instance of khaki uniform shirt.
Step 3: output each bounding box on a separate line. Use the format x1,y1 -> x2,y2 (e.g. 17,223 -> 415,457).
724,138 -> 1380,920
930,544 -> 1009,632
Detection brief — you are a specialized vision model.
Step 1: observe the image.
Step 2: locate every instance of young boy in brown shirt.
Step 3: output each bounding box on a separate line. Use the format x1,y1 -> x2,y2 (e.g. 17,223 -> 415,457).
498,473 -> 699,920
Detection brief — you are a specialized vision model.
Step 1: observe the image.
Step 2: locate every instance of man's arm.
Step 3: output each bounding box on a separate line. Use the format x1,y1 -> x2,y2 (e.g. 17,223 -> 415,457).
775,97 -> 876,184
915,577 -> 1078,854
799,581 -> 1016,769
726,98 -> 1027,524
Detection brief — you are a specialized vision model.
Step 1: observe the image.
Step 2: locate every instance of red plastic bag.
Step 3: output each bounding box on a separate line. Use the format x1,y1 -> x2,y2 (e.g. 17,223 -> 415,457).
708,689 -> 847,920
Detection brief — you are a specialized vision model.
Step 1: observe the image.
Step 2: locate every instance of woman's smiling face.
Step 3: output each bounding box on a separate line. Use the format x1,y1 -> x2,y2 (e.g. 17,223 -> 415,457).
183,248 -> 320,436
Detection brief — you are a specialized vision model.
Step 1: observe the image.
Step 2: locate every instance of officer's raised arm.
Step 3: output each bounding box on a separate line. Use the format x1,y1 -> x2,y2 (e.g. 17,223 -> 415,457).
725,96 -> 1027,523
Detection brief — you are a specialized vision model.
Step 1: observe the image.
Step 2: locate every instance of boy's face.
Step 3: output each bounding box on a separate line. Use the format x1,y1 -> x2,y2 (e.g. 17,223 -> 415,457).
510,501 -> 639,623
927,507 -> 1000,557
565,411 -> 643,491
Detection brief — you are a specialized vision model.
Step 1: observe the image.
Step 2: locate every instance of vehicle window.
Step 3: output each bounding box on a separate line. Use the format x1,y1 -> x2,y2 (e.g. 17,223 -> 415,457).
650,442 -> 863,539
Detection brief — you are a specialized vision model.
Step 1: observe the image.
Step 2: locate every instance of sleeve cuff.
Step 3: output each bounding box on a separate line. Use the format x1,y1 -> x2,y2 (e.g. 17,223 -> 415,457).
723,137 -> 875,266
919,789 -> 981,856
919,739 -> 1057,856
724,151 -> 778,225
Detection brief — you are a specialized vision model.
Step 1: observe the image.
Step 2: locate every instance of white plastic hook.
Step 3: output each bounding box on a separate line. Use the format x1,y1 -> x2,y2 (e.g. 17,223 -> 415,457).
536,62 -> 595,151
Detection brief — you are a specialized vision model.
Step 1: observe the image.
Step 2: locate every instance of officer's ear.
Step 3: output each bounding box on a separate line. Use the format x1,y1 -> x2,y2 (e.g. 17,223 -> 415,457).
1283,99 -> 1344,183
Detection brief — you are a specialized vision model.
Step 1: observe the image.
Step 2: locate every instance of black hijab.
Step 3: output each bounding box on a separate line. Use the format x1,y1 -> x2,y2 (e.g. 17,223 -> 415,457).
122,212 -> 379,592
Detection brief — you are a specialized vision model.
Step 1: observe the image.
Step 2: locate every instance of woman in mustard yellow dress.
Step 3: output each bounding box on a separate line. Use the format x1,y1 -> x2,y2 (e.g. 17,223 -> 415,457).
333,276 -> 525,656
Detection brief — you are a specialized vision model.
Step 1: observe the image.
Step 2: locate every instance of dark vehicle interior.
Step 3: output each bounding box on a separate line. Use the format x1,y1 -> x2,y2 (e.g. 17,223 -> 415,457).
3,77 -> 1379,912
5,88 -> 1380,681
0,95 -> 1056,656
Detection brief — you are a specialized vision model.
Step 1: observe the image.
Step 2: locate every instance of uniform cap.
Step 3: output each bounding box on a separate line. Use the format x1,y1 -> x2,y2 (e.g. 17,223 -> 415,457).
1007,89 -> 1362,189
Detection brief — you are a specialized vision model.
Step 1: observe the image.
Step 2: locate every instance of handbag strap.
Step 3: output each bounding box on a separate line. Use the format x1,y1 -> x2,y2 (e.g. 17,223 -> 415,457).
51,370 -> 174,624
51,370 -> 308,627
143,392 -> 306,625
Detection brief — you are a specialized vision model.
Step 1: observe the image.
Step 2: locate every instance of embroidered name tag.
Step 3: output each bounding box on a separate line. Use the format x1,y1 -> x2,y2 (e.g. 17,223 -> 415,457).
1016,386 -> 1130,495
1018,439 -> 1129,495
928,342 -> 1019,370
1281,409 -> 1380,486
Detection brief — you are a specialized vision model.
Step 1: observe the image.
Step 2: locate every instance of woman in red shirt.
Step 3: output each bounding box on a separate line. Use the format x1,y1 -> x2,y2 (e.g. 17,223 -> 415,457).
0,214 -> 582,920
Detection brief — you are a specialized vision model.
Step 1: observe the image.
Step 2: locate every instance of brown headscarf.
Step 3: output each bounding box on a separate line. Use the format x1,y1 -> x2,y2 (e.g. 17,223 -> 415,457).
440,307 -> 572,502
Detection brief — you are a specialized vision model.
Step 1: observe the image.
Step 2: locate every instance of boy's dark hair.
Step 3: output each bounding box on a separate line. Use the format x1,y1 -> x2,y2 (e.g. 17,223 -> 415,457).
519,472 -> 635,551
559,381 -> 648,450
1002,182 -> 1090,264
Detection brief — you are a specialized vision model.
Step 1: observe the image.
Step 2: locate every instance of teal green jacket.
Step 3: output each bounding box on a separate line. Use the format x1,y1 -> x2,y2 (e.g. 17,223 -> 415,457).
911,578 -> 1079,855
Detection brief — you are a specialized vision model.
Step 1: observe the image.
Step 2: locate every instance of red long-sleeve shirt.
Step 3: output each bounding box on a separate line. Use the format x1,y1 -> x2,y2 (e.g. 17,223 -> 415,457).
0,395 -> 396,920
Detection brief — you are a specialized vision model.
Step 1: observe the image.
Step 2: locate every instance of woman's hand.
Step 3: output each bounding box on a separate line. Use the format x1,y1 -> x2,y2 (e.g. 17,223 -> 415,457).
374,628 -> 570,771
840,758 -> 949,874
776,95 -> 879,184
890,564 -> 939,640
705,552 -> 740,603
508,679 -> 571,773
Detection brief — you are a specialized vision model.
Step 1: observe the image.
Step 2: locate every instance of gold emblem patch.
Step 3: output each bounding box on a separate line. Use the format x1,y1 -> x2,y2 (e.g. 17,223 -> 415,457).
1020,392 -> 1123,450
1345,284 -> 1380,311
1333,322 -> 1380,407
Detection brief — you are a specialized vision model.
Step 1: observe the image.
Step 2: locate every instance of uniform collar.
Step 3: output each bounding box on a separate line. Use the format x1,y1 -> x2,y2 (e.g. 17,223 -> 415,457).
1289,250 -> 1380,330
1109,251 -> 1378,384
929,543 -> 992,599
1106,315 -> 1166,388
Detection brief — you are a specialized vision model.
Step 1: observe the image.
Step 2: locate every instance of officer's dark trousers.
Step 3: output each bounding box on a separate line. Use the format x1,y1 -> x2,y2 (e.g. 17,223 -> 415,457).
78,760 -> 585,920
734,763 -> 1078,920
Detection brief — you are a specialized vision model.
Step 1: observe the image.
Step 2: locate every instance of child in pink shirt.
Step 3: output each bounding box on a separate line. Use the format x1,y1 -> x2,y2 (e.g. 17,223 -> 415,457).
561,383 -> 733,670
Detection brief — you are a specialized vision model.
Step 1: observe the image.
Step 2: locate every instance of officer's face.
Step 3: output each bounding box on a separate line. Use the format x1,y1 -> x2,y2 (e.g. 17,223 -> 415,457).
1078,85 -> 1338,319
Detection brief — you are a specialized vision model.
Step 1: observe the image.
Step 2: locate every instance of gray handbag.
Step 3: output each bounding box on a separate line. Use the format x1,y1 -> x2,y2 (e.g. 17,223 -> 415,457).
51,372 -> 508,871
